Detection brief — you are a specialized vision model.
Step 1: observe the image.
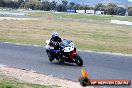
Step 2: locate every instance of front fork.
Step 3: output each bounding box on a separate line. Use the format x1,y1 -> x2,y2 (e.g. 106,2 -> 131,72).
70,51 -> 77,60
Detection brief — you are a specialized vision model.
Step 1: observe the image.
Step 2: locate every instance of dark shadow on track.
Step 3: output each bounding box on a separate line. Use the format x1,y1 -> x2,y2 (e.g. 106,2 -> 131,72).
51,61 -> 80,67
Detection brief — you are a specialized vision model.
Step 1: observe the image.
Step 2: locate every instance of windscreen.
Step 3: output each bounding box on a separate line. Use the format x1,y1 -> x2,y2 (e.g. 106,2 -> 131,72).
59,39 -> 71,48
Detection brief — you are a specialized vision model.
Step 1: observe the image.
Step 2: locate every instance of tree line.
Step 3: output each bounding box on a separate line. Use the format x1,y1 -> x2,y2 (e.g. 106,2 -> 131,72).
0,0 -> 132,16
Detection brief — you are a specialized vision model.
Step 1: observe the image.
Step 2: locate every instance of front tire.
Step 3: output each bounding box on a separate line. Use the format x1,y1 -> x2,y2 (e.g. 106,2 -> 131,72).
73,54 -> 83,66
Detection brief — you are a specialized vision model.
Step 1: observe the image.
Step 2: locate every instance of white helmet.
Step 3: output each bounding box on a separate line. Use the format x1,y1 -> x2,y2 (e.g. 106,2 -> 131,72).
52,32 -> 59,38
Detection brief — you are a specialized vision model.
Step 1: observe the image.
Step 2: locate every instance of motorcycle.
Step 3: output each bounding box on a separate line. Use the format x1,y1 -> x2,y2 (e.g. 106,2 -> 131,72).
46,39 -> 83,66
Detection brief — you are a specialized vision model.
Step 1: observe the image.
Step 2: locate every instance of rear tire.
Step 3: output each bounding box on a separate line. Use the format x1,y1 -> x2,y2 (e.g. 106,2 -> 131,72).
73,54 -> 83,66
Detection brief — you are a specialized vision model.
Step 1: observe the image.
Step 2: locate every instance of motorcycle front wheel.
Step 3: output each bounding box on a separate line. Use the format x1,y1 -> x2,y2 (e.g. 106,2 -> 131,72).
73,54 -> 83,66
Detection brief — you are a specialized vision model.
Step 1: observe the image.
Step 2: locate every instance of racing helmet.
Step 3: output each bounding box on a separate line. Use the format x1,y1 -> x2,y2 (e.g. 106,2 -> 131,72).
52,32 -> 60,42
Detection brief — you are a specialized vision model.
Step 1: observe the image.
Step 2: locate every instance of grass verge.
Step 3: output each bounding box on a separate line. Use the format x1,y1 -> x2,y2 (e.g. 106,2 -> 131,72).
0,70 -> 51,88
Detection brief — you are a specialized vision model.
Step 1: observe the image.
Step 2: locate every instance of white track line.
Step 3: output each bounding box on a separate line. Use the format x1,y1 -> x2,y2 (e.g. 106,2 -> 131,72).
0,64 -> 6,68
78,50 -> 132,57
2,42 -> 42,47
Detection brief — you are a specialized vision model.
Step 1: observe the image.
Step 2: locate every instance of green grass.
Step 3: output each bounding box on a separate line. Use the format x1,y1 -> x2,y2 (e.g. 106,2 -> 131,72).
28,11 -> 132,22
0,36 -> 43,45
0,82 -> 50,88
0,70 -> 52,88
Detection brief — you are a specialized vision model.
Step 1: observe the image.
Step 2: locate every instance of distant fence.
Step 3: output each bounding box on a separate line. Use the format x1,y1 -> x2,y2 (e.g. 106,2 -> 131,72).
67,9 -> 104,15
67,9 -> 76,13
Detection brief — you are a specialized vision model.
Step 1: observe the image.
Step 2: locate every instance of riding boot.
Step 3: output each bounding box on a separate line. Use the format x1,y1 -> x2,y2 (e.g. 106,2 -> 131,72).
46,50 -> 54,62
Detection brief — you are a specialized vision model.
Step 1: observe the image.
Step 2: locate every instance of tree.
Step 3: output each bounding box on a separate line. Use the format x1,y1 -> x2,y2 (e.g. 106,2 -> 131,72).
106,3 -> 118,15
61,0 -> 68,11
79,5 -> 85,10
0,0 -> 5,7
72,4 -> 80,10
84,5 -> 90,10
40,1 -> 50,11
0,0 -> 18,8
56,4 -> 66,12
62,0 -> 68,6
68,2 -> 75,9
95,3 -> 106,11
24,0 -> 40,10
50,1 -> 57,10
117,7 -> 126,16
17,0 -> 24,8
127,7 -> 132,16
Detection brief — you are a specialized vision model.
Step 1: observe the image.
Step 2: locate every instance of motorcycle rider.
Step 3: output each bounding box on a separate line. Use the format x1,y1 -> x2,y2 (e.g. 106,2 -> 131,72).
46,32 -> 62,62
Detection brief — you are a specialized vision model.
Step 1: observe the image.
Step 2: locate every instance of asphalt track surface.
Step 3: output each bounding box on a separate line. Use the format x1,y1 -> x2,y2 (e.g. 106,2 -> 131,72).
0,42 -> 132,86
